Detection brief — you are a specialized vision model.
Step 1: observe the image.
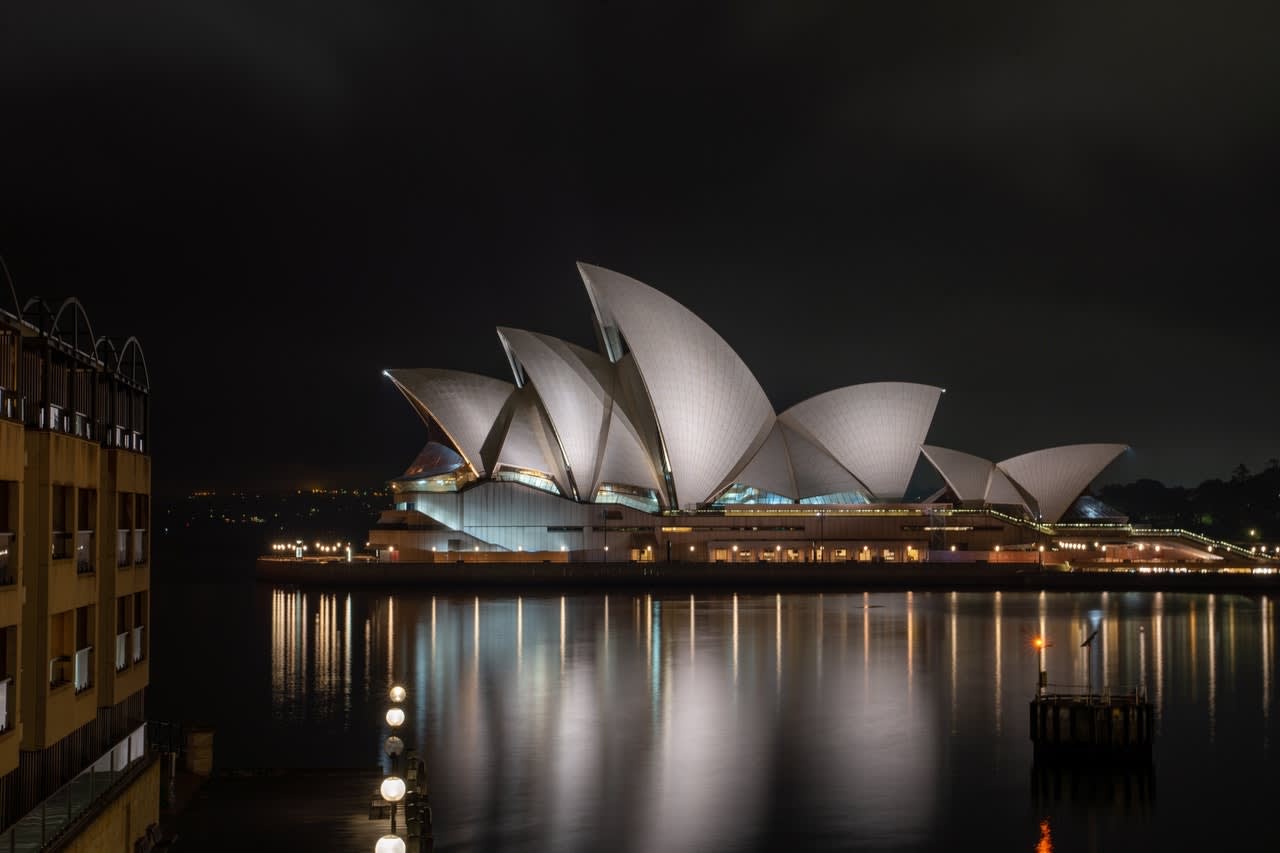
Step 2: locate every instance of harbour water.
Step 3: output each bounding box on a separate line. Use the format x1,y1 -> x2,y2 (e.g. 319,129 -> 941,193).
151,573 -> 1278,851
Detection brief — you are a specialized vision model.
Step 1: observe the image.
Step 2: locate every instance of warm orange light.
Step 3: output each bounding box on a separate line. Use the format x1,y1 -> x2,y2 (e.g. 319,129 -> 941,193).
1033,637 -> 1044,649
1037,818 -> 1053,853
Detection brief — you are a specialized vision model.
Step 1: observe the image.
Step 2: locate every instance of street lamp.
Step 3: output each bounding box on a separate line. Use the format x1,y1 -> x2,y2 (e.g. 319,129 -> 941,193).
380,776 -> 407,803
389,684 -> 407,703
1032,636 -> 1052,696
384,736 -> 404,758
385,707 -> 405,728
375,835 -> 407,853
380,776 -> 406,834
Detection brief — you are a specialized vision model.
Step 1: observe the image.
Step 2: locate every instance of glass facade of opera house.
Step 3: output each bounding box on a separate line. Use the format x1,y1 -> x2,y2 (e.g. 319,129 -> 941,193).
368,264 -> 1256,567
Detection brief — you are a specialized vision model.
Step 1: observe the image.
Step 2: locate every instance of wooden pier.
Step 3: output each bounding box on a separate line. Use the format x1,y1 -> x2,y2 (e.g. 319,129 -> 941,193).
1029,690 -> 1154,762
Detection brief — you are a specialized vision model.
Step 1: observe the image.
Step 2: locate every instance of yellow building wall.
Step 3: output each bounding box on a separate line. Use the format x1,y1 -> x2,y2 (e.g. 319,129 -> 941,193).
22,431 -> 107,749
61,758 -> 160,853
0,416 -> 24,775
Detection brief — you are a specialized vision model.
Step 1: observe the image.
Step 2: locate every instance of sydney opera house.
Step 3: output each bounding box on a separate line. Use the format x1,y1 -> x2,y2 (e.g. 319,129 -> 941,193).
370,263 -> 1250,566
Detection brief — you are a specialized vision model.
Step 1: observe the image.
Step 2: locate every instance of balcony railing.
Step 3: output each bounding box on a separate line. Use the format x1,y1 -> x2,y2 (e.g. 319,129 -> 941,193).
115,632 -> 129,672
76,530 -> 94,574
49,655 -> 71,688
52,531 -> 73,560
73,646 -> 93,693
0,676 -> 10,733
131,625 -> 144,663
133,530 -> 146,565
116,530 -> 130,568
0,724 -> 148,850
104,426 -> 146,453
0,387 -> 23,423
0,531 -> 12,585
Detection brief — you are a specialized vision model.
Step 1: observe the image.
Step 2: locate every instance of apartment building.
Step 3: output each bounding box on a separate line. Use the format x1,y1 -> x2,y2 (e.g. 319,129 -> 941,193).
0,279 -> 153,846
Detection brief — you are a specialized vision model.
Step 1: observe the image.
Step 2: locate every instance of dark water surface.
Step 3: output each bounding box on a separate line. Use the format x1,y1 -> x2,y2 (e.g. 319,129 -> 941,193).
151,570 -> 1279,851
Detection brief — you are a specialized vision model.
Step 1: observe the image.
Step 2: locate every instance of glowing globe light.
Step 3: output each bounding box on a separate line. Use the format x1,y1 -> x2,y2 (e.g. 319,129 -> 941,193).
389,684 -> 407,703
384,736 -> 404,757
375,835 -> 407,853
380,776 -> 406,803
385,707 -> 405,728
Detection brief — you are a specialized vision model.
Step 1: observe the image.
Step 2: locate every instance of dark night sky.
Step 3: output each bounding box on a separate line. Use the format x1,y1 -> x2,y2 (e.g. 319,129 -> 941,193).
1,3 -> 1276,498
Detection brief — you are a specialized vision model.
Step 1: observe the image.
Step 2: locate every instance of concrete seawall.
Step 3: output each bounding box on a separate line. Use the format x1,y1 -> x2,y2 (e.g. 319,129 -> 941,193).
255,557 -> 1279,592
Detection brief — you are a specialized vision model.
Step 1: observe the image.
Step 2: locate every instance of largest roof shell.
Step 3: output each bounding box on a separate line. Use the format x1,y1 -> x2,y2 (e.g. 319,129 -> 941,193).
577,262 -> 775,508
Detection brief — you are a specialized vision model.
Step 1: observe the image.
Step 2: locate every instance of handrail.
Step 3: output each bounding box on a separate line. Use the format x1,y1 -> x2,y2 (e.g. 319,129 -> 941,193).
0,724 -> 147,849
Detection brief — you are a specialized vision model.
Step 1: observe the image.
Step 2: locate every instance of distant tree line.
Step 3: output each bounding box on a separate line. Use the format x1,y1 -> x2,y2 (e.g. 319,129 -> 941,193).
1097,459 -> 1280,543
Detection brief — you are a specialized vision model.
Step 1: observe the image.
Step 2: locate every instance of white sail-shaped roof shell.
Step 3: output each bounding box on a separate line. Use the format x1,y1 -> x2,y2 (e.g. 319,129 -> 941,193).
728,422 -> 798,499
595,404 -> 665,497
492,386 -> 568,488
780,382 -> 942,500
920,445 -> 995,502
577,262 -> 775,508
385,368 -> 514,476
497,328 -> 613,498
996,444 -> 1128,523
985,468 -> 1031,511
782,424 -> 869,500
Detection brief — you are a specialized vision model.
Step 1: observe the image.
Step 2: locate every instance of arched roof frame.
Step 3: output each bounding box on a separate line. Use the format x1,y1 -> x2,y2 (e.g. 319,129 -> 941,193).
24,296 -> 101,364
116,336 -> 150,391
93,335 -> 151,392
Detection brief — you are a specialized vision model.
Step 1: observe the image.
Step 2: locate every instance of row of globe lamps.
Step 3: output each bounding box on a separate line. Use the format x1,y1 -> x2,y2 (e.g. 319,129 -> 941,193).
376,684 -> 411,853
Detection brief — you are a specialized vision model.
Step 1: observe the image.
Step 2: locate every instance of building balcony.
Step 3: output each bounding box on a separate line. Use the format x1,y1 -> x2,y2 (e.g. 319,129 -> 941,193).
115,632 -> 129,672
52,531 -> 73,561
0,387 -> 23,423
133,530 -> 146,565
131,625 -> 144,663
35,404 -> 96,440
73,647 -> 93,694
104,425 -> 145,453
0,676 -> 10,734
49,655 -> 71,689
75,530 -> 94,574
116,530 -> 131,568
0,531 -> 12,586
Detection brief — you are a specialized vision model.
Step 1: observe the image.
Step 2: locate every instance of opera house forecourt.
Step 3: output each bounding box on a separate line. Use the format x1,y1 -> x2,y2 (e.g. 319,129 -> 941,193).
339,262 -> 1268,580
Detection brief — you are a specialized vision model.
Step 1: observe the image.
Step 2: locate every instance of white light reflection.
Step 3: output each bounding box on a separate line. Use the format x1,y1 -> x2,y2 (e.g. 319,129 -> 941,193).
638,651 -> 766,853
1262,596 -> 1271,740
732,594 -> 739,686
949,591 -> 957,734
1154,592 -> 1165,731
775,594 -> 782,696
816,592 -> 824,690
548,660 -> 600,851
1208,593 -> 1216,742
993,591 -> 1002,735
689,595 -> 695,665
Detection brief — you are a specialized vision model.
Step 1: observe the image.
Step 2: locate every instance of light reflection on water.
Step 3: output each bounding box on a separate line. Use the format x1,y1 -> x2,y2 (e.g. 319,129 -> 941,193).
179,588 -> 1280,850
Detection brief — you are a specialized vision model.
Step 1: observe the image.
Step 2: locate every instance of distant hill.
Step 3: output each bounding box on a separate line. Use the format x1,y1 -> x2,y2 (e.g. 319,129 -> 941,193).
1098,461 -> 1279,544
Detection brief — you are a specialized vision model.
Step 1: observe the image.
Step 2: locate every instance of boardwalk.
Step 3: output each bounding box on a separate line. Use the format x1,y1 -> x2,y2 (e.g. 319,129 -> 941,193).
169,769 -> 390,852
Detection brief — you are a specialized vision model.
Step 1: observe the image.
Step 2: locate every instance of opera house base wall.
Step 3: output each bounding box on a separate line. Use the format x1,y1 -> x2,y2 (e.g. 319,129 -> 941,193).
254,557 -> 1280,591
